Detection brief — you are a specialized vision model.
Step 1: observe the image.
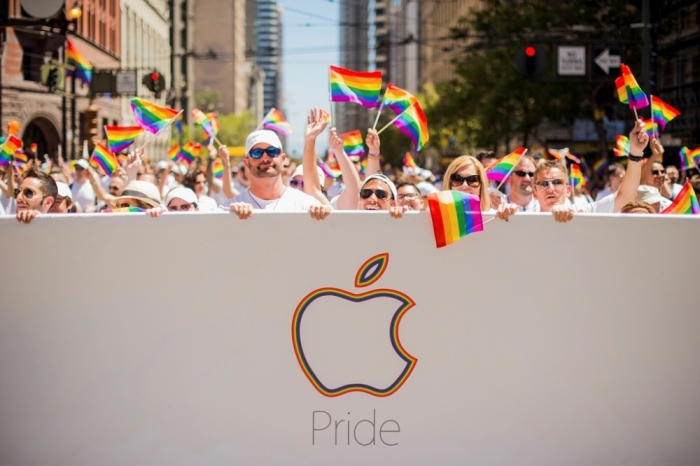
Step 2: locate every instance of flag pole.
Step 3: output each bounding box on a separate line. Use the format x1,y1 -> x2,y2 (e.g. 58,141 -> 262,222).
372,102 -> 384,130
650,94 -> 658,139
377,101 -> 416,135
136,110 -> 183,152
328,66 -> 335,128
495,149 -> 527,191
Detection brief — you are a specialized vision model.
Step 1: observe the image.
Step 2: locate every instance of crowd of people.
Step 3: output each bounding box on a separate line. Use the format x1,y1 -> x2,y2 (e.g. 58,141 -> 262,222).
2,107 -> 698,226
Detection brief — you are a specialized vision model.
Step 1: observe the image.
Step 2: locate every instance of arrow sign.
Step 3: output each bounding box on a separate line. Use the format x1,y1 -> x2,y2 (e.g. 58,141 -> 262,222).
594,48 -> 621,75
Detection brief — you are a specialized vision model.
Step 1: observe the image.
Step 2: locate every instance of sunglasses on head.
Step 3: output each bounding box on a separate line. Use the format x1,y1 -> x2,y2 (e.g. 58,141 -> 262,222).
248,147 -> 282,159
450,173 -> 481,188
290,179 -> 304,188
513,170 -> 534,178
651,169 -> 665,176
534,179 -> 566,190
360,188 -> 390,200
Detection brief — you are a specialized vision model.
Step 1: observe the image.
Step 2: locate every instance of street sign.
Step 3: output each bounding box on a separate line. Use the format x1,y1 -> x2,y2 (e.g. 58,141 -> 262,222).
557,46 -> 586,76
116,71 -> 137,95
593,46 -> 621,77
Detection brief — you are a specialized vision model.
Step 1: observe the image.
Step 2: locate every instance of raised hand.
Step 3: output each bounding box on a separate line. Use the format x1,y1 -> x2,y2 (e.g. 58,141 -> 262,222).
219,145 -> 231,167
305,107 -> 330,141
366,128 -> 380,155
629,119 -> 649,156
329,127 -> 344,155
650,137 -> 664,156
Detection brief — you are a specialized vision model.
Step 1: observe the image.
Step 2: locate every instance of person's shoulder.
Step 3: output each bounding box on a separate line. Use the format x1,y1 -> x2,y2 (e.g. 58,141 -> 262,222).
282,187 -> 322,206
230,190 -> 249,204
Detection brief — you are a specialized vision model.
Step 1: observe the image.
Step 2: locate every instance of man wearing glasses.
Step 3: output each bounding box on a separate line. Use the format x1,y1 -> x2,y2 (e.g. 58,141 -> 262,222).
228,130 -> 330,220
506,155 -> 537,211
15,169 -> 58,224
529,120 -> 648,222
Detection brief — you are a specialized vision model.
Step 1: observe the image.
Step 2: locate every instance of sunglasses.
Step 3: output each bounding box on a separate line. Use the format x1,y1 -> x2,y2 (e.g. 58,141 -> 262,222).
450,173 -> 481,188
534,179 -> 567,190
290,179 -> 304,188
360,188 -> 390,200
248,147 -> 282,159
651,169 -> 665,176
398,192 -> 419,200
513,170 -> 534,178
14,188 -> 39,199
109,186 -> 120,192
168,203 -> 195,211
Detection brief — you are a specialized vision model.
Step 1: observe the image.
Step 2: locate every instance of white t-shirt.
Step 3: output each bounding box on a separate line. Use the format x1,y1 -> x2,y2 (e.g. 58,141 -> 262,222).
0,192 -> 14,215
595,187 -> 614,201
671,183 -> 683,200
576,193 -> 616,213
230,187 -> 321,211
197,194 -> 219,212
573,194 -> 593,207
71,180 -> 95,210
506,195 -> 537,212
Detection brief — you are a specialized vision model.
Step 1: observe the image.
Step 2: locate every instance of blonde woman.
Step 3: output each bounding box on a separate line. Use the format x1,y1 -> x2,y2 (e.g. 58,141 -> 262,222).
442,155 -> 491,211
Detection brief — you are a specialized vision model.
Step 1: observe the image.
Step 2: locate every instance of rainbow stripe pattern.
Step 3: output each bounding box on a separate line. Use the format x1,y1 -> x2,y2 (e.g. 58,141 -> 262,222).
616,64 -> 649,110
174,112 -> 183,134
661,181 -> 699,215
426,191 -> 483,248
262,108 -> 293,137
614,135 -> 630,157
381,84 -> 418,115
393,101 -> 429,151
0,135 -> 23,167
29,143 -> 37,155
651,96 -> 680,130
547,148 -> 566,161
341,129 -> 365,156
212,159 -> 224,179
570,163 -> 585,187
403,153 -> 418,170
192,108 -> 218,139
679,147 -> 700,171
642,118 -> 658,137
66,40 -> 93,84
179,142 -> 200,163
486,147 -> 527,183
90,143 -> 118,175
104,125 -> 143,153
168,143 -> 180,161
13,149 -> 28,164
207,112 -> 220,135
329,65 -> 383,108
130,97 -> 180,134
320,109 -> 332,125
593,158 -> 609,174
104,206 -> 145,213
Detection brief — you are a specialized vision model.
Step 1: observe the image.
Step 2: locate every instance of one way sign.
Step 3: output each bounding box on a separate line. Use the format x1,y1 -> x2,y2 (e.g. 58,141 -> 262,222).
593,46 -> 621,76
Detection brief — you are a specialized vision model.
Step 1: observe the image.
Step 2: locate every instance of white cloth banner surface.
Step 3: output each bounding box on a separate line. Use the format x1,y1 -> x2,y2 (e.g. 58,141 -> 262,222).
1,212 -> 699,466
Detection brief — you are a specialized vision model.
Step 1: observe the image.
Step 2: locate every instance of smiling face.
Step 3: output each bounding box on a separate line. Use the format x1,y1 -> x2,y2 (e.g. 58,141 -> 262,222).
644,162 -> 665,188
359,179 -> 394,211
396,184 -> 423,211
15,177 -> 51,212
245,143 -> 286,180
533,167 -> 571,212
450,163 -> 481,197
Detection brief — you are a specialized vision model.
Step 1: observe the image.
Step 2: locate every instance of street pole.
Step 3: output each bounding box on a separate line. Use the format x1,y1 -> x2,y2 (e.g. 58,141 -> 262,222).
61,19 -> 67,160
71,67 -> 76,159
641,0 -> 651,94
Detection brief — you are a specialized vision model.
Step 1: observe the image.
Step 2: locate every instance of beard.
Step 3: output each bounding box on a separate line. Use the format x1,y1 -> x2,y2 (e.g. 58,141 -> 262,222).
250,159 -> 281,178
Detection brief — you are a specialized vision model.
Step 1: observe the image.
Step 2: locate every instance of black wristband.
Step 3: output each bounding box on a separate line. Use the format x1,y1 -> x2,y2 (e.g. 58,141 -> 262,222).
628,154 -> 643,162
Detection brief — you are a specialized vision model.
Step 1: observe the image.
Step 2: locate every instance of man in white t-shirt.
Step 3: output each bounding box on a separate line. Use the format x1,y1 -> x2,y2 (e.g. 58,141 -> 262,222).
71,159 -> 96,210
531,119 -> 648,223
228,130 -> 331,220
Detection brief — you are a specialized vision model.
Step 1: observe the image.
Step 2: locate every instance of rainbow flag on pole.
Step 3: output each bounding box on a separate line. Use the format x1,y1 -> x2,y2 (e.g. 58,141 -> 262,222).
593,158 -> 609,174
426,191 -> 483,248
616,64 -> 649,110
192,108 -> 218,139
262,108 -> 293,137
104,125 -> 143,153
329,66 -> 383,109
0,135 -> 23,167
651,96 -> 680,130
381,84 -> 418,115
90,143 -> 118,175
614,135 -> 630,157
641,118 -> 658,137
212,159 -> 224,179
207,112 -> 220,134
679,147 -> 700,171
130,97 -> 181,134
341,130 -> 365,156
393,101 -> 429,151
66,40 -> 93,84
403,153 -> 418,170
570,163 -> 585,187
661,181 -> 700,215
179,142 -> 201,163
168,143 -> 180,161
486,147 -> 527,183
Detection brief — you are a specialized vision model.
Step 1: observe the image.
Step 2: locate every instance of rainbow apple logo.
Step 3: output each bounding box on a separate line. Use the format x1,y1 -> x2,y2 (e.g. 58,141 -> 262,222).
291,253 -> 417,397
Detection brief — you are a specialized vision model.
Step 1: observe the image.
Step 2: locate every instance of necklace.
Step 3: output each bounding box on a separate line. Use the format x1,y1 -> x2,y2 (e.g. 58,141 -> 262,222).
248,187 -> 286,210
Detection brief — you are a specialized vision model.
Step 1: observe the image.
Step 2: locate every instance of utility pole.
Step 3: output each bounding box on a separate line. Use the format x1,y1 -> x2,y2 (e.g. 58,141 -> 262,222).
641,0 -> 651,94
61,19 -> 68,161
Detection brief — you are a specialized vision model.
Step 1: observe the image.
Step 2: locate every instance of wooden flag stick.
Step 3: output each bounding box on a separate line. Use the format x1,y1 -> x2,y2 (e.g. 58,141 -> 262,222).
135,109 -> 184,152
372,103 -> 384,130
377,102 -> 416,135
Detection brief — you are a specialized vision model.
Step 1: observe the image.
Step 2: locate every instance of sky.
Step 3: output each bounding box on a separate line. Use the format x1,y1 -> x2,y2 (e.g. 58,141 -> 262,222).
279,0 -> 340,157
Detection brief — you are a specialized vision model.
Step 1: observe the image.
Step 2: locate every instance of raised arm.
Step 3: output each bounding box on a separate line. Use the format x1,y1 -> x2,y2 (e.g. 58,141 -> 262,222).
613,119 -> 648,212
86,166 -> 116,204
365,128 -> 382,175
205,144 -> 216,196
124,148 -> 144,185
640,136 -> 663,188
302,107 -> 331,206
219,146 -> 239,200
332,128 -> 362,210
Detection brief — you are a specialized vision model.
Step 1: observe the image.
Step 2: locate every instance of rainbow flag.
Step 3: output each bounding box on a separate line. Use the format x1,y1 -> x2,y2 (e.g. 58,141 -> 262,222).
192,108 -> 217,139
616,64 -> 649,110
614,135 -> 630,157
547,148 -> 566,161
324,150 -> 342,177
104,206 -> 145,213
174,112 -> 183,134
104,125 -> 143,153
320,109 -> 332,125
381,84 -> 418,115
679,147 -> 700,171
570,164 -> 585,187
651,96 -> 680,130
393,101 -> 429,151
29,143 -> 37,156
341,130 -> 365,156
661,181 -> 700,215
593,158 -> 609,174
168,143 -> 180,161
261,108 -> 293,137
207,112 -> 220,134
90,143 -> 118,175
642,118 -> 658,137
130,97 -> 181,134
486,147 -> 527,183
403,153 -> 418,170
360,158 -> 367,176
329,66 -> 383,108
426,191 -> 483,248
13,149 -> 28,164
179,142 -> 200,163
0,135 -> 23,167
66,40 -> 93,84
318,161 -> 339,179
530,148 -> 545,159
565,149 -> 580,164
213,158 -> 224,179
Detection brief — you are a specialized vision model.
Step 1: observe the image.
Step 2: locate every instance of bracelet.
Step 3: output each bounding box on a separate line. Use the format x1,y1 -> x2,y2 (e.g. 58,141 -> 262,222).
628,154 -> 643,162
368,153 -> 380,159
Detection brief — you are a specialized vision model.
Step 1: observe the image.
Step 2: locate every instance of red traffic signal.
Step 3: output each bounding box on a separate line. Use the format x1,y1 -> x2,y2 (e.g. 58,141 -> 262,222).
525,46 -> 536,57
150,72 -> 160,82
515,45 -> 547,77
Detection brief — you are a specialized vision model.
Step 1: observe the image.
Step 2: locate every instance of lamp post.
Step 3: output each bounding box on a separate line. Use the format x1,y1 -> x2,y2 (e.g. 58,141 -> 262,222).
63,4 -> 82,159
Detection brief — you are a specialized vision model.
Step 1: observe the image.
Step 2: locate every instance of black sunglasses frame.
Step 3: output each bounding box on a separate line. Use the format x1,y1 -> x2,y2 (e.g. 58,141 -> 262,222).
450,173 -> 481,188
513,170 -> 535,178
360,188 -> 390,200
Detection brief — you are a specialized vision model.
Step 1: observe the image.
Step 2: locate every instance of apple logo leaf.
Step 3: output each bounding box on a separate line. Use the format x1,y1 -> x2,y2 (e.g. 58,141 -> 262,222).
354,253 -> 389,288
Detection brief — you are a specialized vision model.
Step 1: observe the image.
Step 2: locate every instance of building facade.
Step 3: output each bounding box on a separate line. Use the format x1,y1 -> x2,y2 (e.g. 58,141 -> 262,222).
251,0 -> 282,115
170,0 -> 195,132
1,0 -> 121,160
338,0 -> 370,133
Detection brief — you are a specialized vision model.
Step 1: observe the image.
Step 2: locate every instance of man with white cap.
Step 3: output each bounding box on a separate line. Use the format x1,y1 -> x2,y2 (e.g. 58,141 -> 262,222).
71,159 -> 96,210
228,129 -> 330,220
49,181 -> 75,213
636,185 -> 671,213
147,187 -> 199,217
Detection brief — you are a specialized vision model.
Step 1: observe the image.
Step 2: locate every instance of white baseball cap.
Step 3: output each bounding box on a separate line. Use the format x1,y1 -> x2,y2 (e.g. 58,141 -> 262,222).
157,160 -> 168,170
361,174 -> 397,200
56,181 -> 72,199
245,130 -> 282,155
75,159 -> 89,169
291,164 -> 324,187
636,185 -> 667,205
165,187 -> 198,207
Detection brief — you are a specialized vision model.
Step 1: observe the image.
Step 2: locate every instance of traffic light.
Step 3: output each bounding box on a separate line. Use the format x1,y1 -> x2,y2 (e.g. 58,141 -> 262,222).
515,45 -> 547,78
40,63 -> 66,92
142,71 -> 166,98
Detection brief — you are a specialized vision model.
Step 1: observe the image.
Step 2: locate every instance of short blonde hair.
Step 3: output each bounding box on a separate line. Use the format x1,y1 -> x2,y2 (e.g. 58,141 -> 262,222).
442,155 -> 490,211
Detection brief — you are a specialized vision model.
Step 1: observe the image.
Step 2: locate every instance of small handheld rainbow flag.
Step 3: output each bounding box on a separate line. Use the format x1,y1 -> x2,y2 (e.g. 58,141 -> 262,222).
661,181 -> 699,215
547,148 -> 566,161
651,96 -> 680,130
174,112 -> 183,134
403,153 -> 418,170
641,118 -> 658,138
381,84 -> 418,116
130,97 -> 181,134
426,191 -> 483,248
0,135 -> 23,167
329,66 -> 383,109
29,143 -> 37,156
261,108 -> 293,137
192,108 -> 218,139
168,143 -> 180,161
341,130 -> 365,156
66,40 -> 93,84
212,158 -> 224,179
679,147 -> 700,171
318,161 -> 339,179
614,135 -> 630,157
90,143 -> 118,175
207,112 -> 220,135
616,64 -> 649,110
324,150 -> 342,177
486,147 -> 527,183
570,164 -> 585,187
105,125 -> 144,153
104,206 -> 145,213
393,101 -> 429,151
593,158 -> 609,174
320,109 -> 332,125
179,142 -> 201,163
360,158 -> 367,176
13,149 -> 28,165
530,148 -> 546,159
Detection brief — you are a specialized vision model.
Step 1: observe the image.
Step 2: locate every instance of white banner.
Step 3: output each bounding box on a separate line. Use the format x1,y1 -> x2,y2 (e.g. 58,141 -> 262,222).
1,212 -> 700,465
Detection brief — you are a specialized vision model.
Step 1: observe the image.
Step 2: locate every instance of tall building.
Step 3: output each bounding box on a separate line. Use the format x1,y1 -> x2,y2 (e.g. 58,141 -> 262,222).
1,0 -> 121,160
251,0 -> 282,114
338,0 -> 369,133
387,0 -> 418,94
194,0 -> 247,115
121,0 -> 171,158
170,0 -> 195,130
